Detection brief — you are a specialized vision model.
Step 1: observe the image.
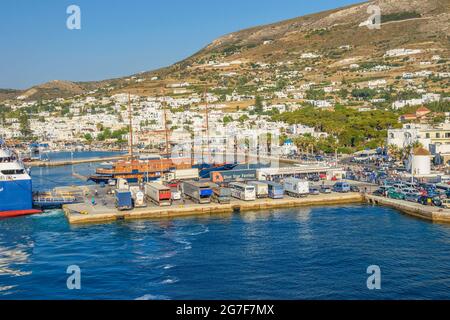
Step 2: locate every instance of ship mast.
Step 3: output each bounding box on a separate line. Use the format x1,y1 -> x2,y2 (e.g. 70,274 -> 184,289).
162,90 -> 170,158
204,87 -> 210,164
128,92 -> 134,160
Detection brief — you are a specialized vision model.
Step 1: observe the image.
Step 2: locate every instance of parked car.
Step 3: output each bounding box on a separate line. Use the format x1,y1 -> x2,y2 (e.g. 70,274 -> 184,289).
404,193 -> 420,203
333,182 -> 351,193
387,189 -> 405,200
320,185 -> 332,194
441,198 -> 450,209
418,196 -> 442,207
350,185 -> 360,193
309,187 -> 320,195
171,189 -> 181,201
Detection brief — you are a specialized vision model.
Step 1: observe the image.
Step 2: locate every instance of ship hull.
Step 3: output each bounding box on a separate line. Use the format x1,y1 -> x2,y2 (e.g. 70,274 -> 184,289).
0,209 -> 42,219
0,179 -> 34,212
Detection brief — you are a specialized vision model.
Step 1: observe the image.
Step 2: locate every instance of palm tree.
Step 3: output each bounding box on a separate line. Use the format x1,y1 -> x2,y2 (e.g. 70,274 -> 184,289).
402,141 -> 424,160
387,144 -> 401,161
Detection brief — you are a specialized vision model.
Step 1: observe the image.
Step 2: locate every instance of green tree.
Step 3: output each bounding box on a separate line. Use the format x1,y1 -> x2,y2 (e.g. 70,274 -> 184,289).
254,96 -> 264,114
19,113 -> 32,138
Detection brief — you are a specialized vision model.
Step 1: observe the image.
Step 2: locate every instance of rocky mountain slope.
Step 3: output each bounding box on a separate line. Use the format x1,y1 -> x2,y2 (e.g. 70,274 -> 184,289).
2,0 -> 449,102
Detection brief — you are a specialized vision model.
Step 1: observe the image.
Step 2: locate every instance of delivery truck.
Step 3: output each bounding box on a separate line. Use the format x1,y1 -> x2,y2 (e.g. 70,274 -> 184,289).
210,183 -> 231,204
229,182 -> 256,201
116,178 -> 129,190
163,169 -> 199,183
144,182 -> 172,207
130,187 -> 146,208
115,189 -> 133,211
284,178 -> 309,198
265,181 -> 284,199
182,181 -> 213,204
248,181 -> 269,198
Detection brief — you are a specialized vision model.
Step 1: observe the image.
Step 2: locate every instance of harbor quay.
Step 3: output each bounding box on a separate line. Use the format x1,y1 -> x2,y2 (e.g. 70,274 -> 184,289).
63,190 -> 450,225
26,155 -> 127,167
366,194 -> 450,224
60,176 -> 450,225
63,190 -> 365,225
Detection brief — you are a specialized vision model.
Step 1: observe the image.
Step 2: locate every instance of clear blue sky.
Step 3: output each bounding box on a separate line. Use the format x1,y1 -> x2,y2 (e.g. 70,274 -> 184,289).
0,0 -> 363,89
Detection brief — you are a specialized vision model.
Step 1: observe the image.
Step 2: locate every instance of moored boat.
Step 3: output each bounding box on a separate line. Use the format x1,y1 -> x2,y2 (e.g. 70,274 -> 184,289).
88,157 -> 193,184
0,139 -> 42,219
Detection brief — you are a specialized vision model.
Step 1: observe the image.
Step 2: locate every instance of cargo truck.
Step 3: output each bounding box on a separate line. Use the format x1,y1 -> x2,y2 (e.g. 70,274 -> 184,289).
248,181 -> 269,198
229,182 -> 256,201
283,178 -> 309,198
182,181 -> 213,204
130,187 -> 146,208
144,182 -> 172,206
265,181 -> 284,199
210,183 -> 231,204
116,178 -> 129,190
171,189 -> 182,201
163,169 -> 199,183
115,189 -> 133,211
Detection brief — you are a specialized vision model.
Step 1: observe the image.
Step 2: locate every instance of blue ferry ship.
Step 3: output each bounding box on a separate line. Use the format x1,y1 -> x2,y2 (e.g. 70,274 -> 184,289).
0,140 -> 41,218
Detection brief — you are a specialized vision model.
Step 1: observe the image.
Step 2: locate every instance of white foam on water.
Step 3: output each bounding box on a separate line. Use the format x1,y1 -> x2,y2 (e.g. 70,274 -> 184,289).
135,293 -> 170,300
161,250 -> 178,259
32,209 -> 64,219
161,277 -> 179,285
190,226 -> 209,236
175,238 -> 192,250
163,264 -> 175,270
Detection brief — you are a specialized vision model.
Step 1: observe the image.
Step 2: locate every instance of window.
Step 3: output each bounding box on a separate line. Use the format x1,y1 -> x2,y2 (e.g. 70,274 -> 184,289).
1,169 -> 25,175
436,133 -> 441,138
426,133 -> 430,139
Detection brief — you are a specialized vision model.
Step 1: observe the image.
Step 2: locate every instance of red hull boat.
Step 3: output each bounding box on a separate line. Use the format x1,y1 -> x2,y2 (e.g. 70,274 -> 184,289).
0,209 -> 42,219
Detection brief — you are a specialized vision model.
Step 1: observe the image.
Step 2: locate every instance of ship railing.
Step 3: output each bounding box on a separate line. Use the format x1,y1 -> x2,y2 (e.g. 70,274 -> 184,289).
34,196 -> 77,202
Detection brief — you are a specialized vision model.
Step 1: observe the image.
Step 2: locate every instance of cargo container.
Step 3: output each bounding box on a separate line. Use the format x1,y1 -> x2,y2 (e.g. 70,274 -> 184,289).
115,189 -> 133,211
130,188 -> 146,208
210,183 -> 231,204
265,181 -> 284,199
163,169 -> 199,183
182,181 -> 213,204
229,182 -> 256,201
175,168 -> 199,180
283,178 -> 309,198
248,181 -> 269,198
144,182 -> 172,206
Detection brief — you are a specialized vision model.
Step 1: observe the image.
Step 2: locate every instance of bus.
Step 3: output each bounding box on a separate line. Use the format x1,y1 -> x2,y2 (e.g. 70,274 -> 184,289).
229,182 -> 256,201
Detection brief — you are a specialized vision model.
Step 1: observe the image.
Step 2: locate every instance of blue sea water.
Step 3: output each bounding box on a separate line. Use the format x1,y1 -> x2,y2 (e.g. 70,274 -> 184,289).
1,152 -> 450,299
1,205 -> 450,300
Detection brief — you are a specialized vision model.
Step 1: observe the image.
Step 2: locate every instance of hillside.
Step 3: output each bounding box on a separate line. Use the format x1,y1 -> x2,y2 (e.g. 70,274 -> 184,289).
113,0 -> 450,96
1,0 -> 449,101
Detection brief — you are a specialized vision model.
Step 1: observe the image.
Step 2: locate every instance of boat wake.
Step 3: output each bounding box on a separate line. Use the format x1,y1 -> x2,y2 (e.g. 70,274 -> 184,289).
31,209 -> 64,219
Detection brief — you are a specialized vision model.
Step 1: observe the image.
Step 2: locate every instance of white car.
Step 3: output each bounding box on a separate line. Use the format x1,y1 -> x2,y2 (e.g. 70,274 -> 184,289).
171,190 -> 181,201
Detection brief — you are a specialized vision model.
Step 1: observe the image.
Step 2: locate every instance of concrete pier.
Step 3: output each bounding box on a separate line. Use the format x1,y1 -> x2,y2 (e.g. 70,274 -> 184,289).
63,192 -> 364,225
366,194 -> 450,223
27,155 -> 126,167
